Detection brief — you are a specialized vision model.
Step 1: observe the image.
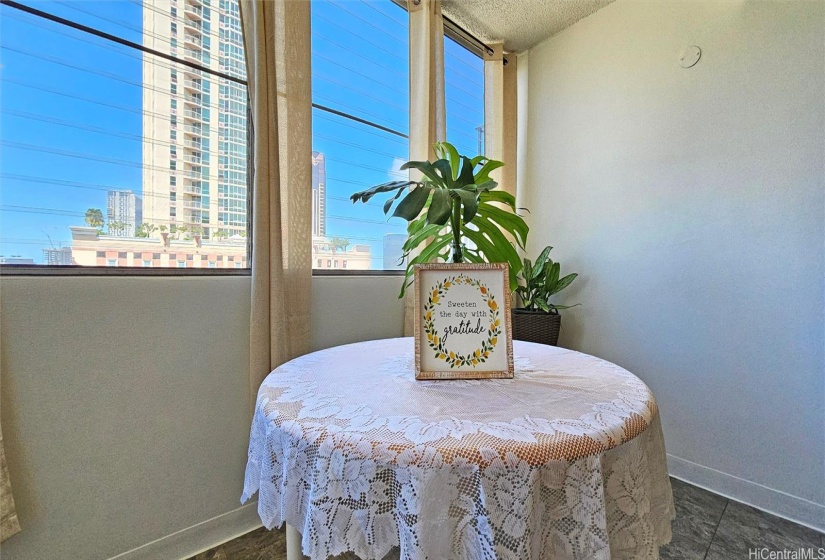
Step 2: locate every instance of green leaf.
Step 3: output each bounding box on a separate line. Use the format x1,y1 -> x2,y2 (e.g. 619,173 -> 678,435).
475,179 -> 498,192
548,303 -> 581,310
522,258 -> 533,283
383,186 -> 408,214
475,201 -> 529,249
534,246 -> 553,271
436,142 -> 461,180
399,235 -> 452,297
392,185 -> 432,221
479,189 -> 516,210
473,159 -> 505,186
470,155 -> 488,168
432,159 -> 455,188
400,161 -> 442,184
463,220 -> 522,289
350,180 -> 417,204
549,272 -> 578,295
545,261 -> 560,291
456,156 -> 476,188
402,222 -> 443,252
451,189 -> 479,223
427,189 -> 453,225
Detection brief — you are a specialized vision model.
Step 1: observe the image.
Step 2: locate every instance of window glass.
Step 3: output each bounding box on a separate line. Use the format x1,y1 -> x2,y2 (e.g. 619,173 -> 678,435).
311,0 -> 410,271
444,36 -> 485,157
0,0 -> 249,268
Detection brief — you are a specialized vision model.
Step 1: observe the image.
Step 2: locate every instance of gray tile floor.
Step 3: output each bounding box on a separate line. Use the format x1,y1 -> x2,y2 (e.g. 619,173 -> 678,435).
191,478 -> 824,560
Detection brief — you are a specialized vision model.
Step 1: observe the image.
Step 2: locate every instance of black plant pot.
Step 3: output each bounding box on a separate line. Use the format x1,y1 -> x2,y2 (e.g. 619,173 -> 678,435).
512,309 -> 561,346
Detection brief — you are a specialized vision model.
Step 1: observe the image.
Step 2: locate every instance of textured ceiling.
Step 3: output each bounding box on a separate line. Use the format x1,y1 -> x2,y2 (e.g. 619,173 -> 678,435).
442,0 -> 615,53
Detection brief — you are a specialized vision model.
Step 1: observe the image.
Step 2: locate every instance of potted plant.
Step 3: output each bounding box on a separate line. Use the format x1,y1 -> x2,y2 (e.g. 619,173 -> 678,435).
350,142 -> 528,296
513,246 -> 578,346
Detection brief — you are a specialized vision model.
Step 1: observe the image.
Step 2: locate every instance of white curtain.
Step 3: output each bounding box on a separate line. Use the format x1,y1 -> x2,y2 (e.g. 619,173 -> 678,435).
484,42 -> 518,197
239,0 -> 313,409
405,0 -> 447,335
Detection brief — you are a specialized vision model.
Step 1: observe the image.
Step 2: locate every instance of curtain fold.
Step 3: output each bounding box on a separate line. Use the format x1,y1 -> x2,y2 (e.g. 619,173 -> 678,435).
405,0 -> 447,335
240,0 -> 312,409
484,42 -> 518,197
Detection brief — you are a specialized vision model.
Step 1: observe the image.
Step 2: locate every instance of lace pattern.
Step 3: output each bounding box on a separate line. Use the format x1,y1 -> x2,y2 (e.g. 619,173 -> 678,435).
243,338 -> 674,559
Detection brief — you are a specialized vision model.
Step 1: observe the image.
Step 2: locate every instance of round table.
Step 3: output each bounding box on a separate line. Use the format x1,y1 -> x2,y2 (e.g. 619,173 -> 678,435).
242,338 -> 674,560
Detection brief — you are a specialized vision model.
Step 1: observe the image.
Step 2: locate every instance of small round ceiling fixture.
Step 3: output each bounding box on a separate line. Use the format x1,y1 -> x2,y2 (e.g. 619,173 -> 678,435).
679,45 -> 702,68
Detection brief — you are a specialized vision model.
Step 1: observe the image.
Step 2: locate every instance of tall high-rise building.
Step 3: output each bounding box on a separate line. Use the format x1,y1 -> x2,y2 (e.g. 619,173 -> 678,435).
107,190 -> 142,236
311,151 -> 326,237
42,247 -> 74,265
383,233 -> 406,270
142,0 -> 247,241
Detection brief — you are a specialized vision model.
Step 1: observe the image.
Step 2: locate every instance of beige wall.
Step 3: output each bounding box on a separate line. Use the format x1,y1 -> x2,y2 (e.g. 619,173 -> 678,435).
0,275 -> 405,559
520,0 -> 824,530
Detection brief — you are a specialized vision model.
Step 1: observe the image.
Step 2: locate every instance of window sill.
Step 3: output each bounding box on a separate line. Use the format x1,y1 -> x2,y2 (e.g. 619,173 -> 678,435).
0,265 -> 252,277
312,269 -> 405,277
0,266 -> 405,277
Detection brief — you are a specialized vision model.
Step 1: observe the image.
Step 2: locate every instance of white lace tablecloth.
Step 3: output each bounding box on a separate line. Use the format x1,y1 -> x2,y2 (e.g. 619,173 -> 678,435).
242,338 -> 674,560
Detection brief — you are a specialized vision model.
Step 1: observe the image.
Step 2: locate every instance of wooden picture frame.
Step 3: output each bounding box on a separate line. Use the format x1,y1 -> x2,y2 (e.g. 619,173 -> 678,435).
414,263 -> 514,380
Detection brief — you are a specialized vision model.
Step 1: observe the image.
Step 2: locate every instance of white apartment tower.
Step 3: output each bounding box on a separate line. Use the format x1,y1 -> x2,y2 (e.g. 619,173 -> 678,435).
311,151 -> 326,238
142,0 -> 248,240
107,190 -> 142,236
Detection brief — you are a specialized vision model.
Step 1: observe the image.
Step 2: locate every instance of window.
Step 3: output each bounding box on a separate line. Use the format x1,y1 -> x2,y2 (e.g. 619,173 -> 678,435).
0,0 -> 250,270
309,1 -> 485,273
444,35 -> 485,157
310,0 -> 409,271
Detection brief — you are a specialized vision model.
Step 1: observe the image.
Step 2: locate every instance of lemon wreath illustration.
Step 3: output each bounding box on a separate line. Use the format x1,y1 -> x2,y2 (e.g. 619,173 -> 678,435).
422,274 -> 502,368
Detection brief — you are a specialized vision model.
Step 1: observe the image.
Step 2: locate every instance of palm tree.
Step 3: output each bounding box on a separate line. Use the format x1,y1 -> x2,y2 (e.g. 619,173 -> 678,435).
85,208 -> 104,228
331,237 -> 350,253
136,223 -> 158,238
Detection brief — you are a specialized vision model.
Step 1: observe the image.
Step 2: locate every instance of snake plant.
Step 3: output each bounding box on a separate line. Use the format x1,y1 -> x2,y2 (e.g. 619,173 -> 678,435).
350,142 -> 528,297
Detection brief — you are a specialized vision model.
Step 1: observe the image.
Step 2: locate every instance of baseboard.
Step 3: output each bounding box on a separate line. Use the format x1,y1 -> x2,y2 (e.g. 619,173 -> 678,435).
667,454 -> 825,534
108,502 -> 263,560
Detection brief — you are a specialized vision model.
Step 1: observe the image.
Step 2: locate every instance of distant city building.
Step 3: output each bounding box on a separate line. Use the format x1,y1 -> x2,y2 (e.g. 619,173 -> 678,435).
0,255 -> 35,265
42,247 -> 74,265
142,0 -> 248,241
312,236 -> 370,270
107,190 -> 142,236
383,233 -> 406,270
312,152 -> 326,237
69,226 -> 247,268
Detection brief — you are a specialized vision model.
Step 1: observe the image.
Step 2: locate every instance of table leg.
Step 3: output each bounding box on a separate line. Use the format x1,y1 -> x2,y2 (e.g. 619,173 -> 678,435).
286,523 -> 309,560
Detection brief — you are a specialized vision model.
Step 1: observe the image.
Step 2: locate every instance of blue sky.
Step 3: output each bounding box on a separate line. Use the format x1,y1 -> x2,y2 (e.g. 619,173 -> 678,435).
0,0 -> 485,267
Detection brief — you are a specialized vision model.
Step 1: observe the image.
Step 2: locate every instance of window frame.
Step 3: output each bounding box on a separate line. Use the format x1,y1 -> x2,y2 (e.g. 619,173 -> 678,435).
0,1 -> 490,278
0,0 -> 252,277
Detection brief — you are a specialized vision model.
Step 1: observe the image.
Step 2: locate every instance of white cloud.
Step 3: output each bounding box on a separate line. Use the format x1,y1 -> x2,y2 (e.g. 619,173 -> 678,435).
389,157 -> 407,180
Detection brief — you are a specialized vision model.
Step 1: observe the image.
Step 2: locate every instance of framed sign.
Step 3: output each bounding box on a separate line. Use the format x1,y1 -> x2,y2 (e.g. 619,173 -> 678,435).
414,263 -> 514,380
